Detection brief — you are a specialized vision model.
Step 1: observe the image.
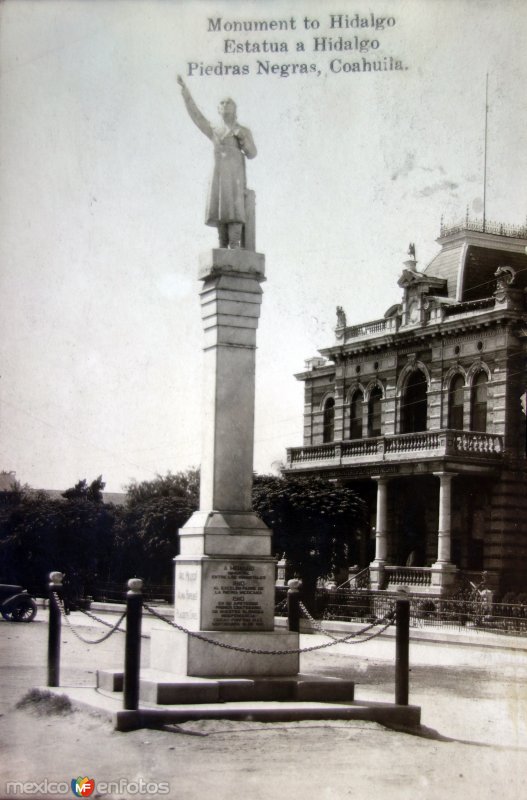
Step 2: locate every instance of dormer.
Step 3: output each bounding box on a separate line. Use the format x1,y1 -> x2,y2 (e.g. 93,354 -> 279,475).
397,258 -> 447,328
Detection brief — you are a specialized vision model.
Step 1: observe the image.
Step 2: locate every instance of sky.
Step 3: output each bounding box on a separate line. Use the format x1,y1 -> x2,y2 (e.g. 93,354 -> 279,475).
0,0 -> 526,492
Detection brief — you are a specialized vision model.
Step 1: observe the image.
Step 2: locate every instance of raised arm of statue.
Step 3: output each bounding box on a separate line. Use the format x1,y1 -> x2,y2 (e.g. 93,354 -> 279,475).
177,75 -> 213,140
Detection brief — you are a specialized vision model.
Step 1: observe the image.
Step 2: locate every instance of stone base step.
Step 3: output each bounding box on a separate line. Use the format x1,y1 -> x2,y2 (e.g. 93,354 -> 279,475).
43,686 -> 421,733
116,699 -> 421,732
97,669 -> 356,705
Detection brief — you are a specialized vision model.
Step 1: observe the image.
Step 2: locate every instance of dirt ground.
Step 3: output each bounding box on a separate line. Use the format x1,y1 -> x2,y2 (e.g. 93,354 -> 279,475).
1,614 -> 527,800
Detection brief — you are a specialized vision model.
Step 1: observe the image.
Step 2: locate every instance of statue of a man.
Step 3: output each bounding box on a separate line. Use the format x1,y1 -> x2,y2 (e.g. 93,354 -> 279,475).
177,76 -> 257,249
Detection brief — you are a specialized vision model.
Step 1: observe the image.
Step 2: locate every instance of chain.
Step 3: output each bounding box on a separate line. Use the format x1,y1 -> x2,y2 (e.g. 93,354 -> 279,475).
74,604 -> 149,639
74,604 -> 126,629
299,601 -> 394,642
143,603 -> 394,655
53,593 -> 127,645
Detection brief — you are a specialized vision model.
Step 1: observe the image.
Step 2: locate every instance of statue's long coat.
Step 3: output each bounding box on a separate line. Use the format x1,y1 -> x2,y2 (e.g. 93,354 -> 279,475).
181,92 -> 257,226
206,126 -> 256,225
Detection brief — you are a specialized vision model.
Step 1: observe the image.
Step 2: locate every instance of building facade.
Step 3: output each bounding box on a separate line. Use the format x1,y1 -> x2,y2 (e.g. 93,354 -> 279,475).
284,219 -> 527,597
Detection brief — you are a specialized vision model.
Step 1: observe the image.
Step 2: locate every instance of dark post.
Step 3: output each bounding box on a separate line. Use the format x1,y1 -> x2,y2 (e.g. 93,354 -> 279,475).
395,594 -> 410,706
47,571 -> 63,687
123,578 -> 143,711
287,578 -> 302,633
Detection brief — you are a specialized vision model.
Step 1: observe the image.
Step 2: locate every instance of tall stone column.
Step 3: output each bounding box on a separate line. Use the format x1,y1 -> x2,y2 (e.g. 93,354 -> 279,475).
434,471 -> 455,563
370,475 -> 389,589
177,249 -> 276,574
150,248 -> 299,677
431,471 -> 457,593
197,249 -> 265,515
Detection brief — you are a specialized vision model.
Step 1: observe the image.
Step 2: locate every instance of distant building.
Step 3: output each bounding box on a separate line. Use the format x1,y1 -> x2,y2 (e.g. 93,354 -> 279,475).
0,471 -> 18,504
284,218 -> 527,597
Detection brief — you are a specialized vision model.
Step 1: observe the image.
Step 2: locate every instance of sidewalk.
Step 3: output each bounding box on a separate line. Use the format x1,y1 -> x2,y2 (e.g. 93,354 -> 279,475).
1,614 -> 527,799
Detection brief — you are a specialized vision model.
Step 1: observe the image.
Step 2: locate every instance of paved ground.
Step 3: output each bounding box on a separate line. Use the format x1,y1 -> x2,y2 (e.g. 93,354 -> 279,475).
1,612 -> 527,799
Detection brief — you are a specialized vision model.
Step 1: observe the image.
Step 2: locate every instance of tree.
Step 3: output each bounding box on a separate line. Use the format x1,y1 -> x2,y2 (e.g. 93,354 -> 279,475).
252,474 -> 367,598
62,475 -> 105,503
119,469 -> 200,584
125,469 -> 199,507
0,489 -> 118,596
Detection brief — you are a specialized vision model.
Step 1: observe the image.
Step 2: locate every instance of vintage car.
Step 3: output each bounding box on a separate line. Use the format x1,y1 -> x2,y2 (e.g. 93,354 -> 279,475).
0,583 -> 38,622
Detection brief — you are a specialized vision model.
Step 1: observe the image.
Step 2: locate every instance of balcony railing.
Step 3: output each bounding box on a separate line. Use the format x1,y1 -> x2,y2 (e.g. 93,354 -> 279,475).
440,216 -> 527,240
384,566 -> 432,587
286,429 -> 503,468
443,298 -> 496,317
345,317 -> 389,339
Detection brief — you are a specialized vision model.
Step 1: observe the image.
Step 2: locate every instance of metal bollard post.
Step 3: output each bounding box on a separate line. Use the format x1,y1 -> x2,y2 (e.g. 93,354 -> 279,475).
47,572 -> 63,687
287,579 -> 302,633
395,594 -> 410,706
123,578 -> 143,711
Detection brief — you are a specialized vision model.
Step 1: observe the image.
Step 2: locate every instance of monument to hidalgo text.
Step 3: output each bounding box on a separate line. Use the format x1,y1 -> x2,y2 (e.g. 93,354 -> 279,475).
149,78 -> 300,678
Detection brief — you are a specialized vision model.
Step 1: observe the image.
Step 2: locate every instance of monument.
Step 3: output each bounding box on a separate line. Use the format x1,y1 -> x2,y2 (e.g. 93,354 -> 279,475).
96,82 -> 413,724
149,80 -> 299,679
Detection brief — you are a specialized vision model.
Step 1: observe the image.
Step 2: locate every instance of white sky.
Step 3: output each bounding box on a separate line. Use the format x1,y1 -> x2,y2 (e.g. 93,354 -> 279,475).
1,0 -> 526,492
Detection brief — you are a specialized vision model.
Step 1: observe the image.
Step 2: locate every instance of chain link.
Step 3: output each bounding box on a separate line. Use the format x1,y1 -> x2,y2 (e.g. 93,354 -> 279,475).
143,603 -> 394,655
299,601 -> 394,643
74,604 -> 125,629
53,593 -> 127,645
74,603 -> 150,639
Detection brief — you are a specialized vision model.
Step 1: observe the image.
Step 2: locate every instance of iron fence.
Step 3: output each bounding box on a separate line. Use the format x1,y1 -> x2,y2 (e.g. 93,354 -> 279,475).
276,588 -> 527,636
89,581 -> 172,605
275,585 -> 289,615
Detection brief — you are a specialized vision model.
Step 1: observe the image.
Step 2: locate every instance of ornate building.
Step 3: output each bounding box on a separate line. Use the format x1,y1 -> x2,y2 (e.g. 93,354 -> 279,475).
284,218 -> 527,596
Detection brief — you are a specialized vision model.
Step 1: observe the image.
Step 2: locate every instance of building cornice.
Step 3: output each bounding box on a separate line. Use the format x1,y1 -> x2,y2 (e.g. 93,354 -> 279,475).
318,306 -> 527,362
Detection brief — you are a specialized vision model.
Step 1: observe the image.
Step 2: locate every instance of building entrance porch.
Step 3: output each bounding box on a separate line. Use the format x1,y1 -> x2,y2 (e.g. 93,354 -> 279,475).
362,472 -> 493,596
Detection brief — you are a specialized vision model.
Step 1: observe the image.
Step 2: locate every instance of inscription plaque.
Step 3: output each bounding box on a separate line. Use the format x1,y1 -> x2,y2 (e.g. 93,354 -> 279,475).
202,559 -> 274,631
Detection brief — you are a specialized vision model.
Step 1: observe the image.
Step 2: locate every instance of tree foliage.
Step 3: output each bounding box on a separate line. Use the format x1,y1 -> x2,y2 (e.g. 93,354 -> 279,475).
0,471 -> 200,595
62,475 -> 105,503
0,486 -> 116,596
0,468 -> 366,599
252,474 -> 367,590
125,469 -> 199,508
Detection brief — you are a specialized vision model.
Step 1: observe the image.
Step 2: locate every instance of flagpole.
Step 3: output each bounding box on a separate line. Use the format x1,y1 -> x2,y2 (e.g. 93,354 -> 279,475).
483,73 -> 489,232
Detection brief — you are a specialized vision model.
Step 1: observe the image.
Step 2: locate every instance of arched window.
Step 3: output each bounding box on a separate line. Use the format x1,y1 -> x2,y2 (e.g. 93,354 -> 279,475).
471,371 -> 488,432
401,369 -> 427,433
350,390 -> 363,439
367,387 -> 382,437
323,397 -> 335,443
448,374 -> 465,430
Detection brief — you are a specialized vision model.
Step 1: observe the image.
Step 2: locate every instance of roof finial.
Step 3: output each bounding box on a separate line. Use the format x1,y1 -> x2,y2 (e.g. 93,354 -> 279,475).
404,243 -> 417,272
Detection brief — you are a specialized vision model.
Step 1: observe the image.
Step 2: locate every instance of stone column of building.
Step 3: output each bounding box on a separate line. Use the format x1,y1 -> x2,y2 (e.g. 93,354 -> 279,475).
431,470 -> 458,592
369,475 -> 389,589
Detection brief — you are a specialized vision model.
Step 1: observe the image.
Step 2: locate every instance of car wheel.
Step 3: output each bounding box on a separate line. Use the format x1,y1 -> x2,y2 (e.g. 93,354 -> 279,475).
11,599 -> 37,622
